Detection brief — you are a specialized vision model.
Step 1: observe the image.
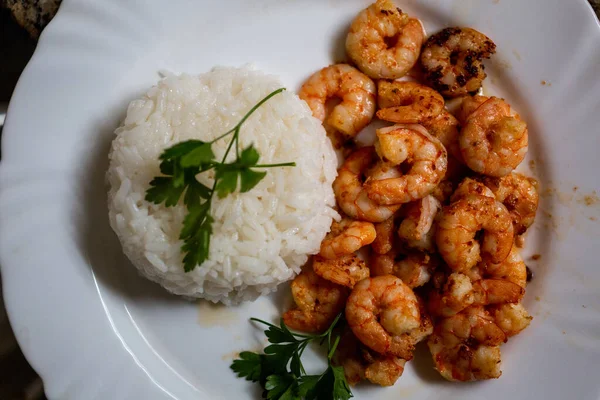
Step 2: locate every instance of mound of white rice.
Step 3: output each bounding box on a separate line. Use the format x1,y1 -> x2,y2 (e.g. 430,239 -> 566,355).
107,66 -> 338,304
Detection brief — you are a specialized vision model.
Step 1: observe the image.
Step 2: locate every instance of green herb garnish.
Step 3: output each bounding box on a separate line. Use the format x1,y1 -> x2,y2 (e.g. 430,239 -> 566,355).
230,314 -> 353,400
145,88 -> 295,272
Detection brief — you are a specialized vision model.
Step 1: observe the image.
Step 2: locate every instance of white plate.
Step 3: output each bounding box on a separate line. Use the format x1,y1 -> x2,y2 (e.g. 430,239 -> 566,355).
2,0 -> 600,399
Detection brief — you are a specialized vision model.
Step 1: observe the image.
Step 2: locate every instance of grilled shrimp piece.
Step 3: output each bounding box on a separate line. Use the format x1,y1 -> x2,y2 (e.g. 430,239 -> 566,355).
450,177 -> 495,202
421,27 -> 496,97
371,250 -> 438,288
488,302 -> 532,338
320,218 -> 376,259
299,63 -> 376,137
459,97 -> 528,177
333,146 -> 401,222
481,173 -> 539,235
376,81 -> 445,123
345,275 -> 421,359
313,254 -> 370,288
283,267 -> 347,333
346,0 -> 424,79
454,95 -> 489,124
422,110 -> 463,161
397,195 -> 441,252
436,194 -> 514,273
428,305 -> 506,381
371,216 -> 397,255
335,331 -> 407,387
367,124 -> 447,205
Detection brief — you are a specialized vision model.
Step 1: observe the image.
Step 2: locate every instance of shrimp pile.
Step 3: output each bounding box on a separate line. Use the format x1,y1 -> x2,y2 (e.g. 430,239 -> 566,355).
286,0 -> 539,387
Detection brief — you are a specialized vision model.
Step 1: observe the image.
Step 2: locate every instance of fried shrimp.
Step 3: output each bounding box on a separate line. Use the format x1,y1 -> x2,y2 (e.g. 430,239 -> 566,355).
320,218 -> 376,259
299,63 -> 376,137
345,275 -> 421,359
459,97 -> 528,177
398,195 -> 441,252
333,146 -> 402,222
371,250 -> 438,288
428,305 -> 505,381
313,254 -> 370,288
376,81 -> 445,123
421,27 -> 496,97
346,0 -> 424,79
367,124 -> 447,205
436,194 -> 514,272
481,173 -> 539,234
283,268 -> 348,333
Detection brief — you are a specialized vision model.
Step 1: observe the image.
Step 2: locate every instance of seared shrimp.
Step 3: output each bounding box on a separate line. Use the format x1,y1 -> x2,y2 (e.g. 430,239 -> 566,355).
335,331 -> 407,387
398,195 -> 441,252
422,110 -> 463,161
376,81 -> 445,123
488,302 -> 532,338
460,97 -> 528,177
333,146 -> 402,222
421,27 -> 496,97
436,194 -> 514,272
450,177 -> 495,203
313,254 -> 370,288
367,124 -> 447,205
320,218 -> 376,259
484,245 -> 528,289
299,64 -> 376,137
481,173 -> 539,234
455,95 -> 489,124
371,250 -> 438,288
283,268 -> 347,333
372,217 -> 397,255
346,275 -> 421,359
346,0 -> 424,79
428,305 -> 505,381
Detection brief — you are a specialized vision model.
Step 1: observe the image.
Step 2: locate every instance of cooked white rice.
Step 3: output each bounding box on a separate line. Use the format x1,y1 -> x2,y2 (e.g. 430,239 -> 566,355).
107,66 -> 338,304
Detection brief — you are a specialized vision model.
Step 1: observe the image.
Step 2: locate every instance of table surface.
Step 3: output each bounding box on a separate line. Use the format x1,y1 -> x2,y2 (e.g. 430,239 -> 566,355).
0,1 -> 599,400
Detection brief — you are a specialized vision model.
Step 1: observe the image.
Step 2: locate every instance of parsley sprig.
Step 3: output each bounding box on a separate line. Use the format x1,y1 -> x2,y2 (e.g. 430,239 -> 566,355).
230,314 -> 353,400
145,88 -> 295,272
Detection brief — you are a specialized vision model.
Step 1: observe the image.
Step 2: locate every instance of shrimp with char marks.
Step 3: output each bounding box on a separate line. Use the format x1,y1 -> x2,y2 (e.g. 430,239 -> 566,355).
333,146 -> 402,223
319,217 -> 376,259
313,254 -> 370,288
283,267 -> 347,334
346,0 -> 424,79
436,194 -> 514,273
428,305 -> 506,381
367,124 -> 447,205
345,275 -> 422,359
376,81 -> 445,123
421,27 -> 496,97
299,64 -> 376,137
459,97 -> 528,177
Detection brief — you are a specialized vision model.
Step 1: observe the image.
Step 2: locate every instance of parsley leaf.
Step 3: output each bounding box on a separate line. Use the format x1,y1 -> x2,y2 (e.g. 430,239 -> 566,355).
230,315 -> 352,400
145,88 -> 294,272
230,351 -> 263,382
